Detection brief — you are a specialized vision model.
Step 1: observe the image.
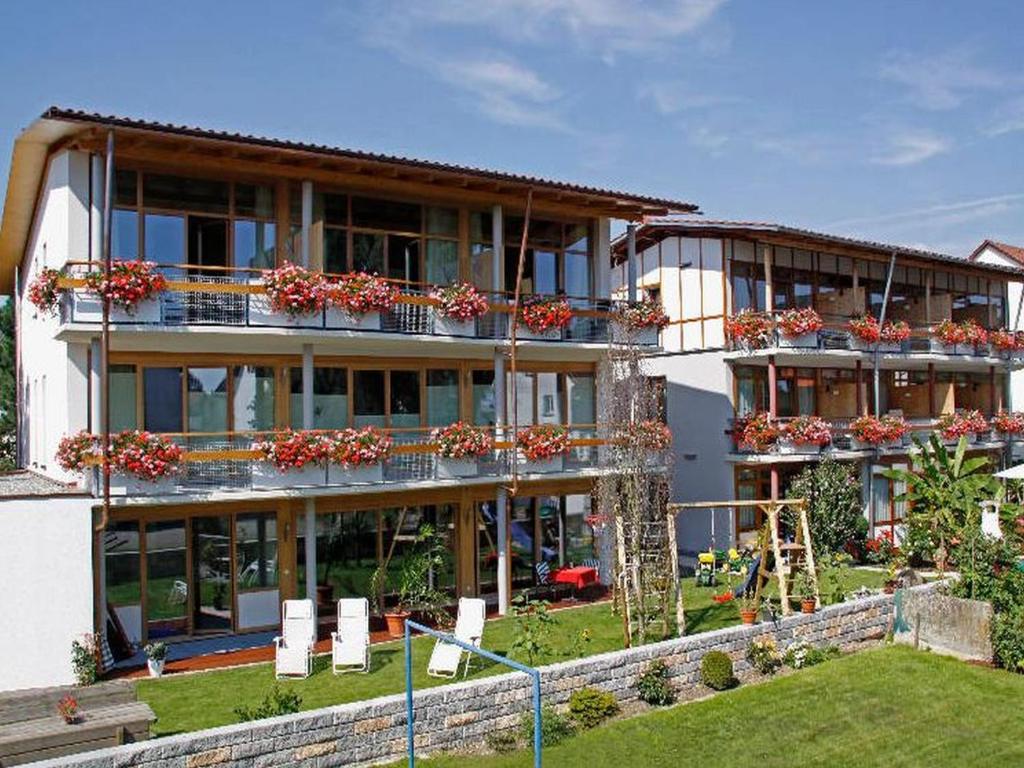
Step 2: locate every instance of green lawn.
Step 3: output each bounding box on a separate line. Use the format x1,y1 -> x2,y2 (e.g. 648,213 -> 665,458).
136,568 -> 887,736
406,647 -> 1024,768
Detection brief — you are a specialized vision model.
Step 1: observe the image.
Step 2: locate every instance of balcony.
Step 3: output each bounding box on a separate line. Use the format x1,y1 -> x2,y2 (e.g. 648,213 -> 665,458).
74,424 -> 667,500
53,262 -> 661,350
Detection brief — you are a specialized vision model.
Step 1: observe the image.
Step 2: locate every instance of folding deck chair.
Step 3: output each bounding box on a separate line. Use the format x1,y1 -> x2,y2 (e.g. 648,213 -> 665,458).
275,599 -> 315,679
427,597 -> 486,679
331,598 -> 370,674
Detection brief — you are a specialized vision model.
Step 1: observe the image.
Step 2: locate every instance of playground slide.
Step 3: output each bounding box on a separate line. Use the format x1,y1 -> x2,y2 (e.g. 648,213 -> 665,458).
732,556 -> 761,599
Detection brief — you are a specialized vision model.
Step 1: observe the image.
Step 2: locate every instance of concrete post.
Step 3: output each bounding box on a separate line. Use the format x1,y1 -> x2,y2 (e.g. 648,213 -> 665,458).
491,205 -> 504,296
301,181 -> 313,268
302,344 -> 316,608
626,224 -> 638,303
89,154 -> 104,262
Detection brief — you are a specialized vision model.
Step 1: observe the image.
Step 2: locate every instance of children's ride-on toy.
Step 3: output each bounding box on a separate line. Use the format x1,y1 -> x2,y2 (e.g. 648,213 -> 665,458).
695,551 -> 717,587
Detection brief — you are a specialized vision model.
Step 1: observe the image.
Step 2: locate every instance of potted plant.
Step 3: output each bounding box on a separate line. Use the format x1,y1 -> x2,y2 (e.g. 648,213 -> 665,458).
431,422 -> 492,478
252,262 -> 325,328
28,267 -> 64,316
933,319 -> 967,353
738,596 -> 759,625
736,412 -> 779,453
517,296 -> 572,340
372,524 -> 450,637
252,429 -> 327,489
795,572 -> 817,613
324,271 -> 398,330
107,430 -> 183,495
516,424 -> 571,472
323,427 -> 392,485
726,310 -> 772,350
776,307 -> 822,348
429,282 -> 488,336
849,414 -> 907,450
879,319 -> 911,350
81,260 -> 166,323
144,641 -> 168,677
989,329 -> 1024,358
614,299 -> 670,345
56,694 -> 80,724
961,318 -> 989,354
779,415 -> 832,454
848,314 -> 880,351
614,419 -> 673,456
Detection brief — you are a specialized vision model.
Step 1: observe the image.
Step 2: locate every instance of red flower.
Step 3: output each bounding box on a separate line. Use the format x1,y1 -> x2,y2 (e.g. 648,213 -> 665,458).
937,410 -> 988,440
516,424 -> 571,462
617,300 -> 670,331
614,420 -> 672,451
108,430 -> 182,481
56,431 -> 98,472
934,319 -> 968,346
848,314 -> 881,343
28,268 -> 63,315
850,415 -> 907,445
324,272 -> 399,315
991,411 -> 1024,435
880,320 -> 911,343
736,412 -> 779,452
430,283 -> 489,321
518,297 -> 572,334
726,311 -> 773,348
323,427 -> 393,466
262,262 -> 325,316
254,430 -> 328,471
431,422 -> 493,458
85,261 -> 166,313
783,415 -> 832,447
777,308 -> 823,338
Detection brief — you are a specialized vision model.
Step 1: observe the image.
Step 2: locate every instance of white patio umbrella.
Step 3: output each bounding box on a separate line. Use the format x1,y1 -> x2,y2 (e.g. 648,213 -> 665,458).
994,464 -> 1024,480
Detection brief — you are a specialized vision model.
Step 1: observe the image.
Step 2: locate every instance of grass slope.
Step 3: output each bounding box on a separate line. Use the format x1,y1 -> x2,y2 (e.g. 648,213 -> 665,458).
412,647 -> 1024,768
136,569 -> 886,736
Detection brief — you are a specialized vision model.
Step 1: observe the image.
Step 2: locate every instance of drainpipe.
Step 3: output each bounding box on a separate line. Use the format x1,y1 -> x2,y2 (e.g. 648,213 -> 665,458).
872,252 -> 897,418
492,204 -> 510,614
626,224 -> 637,303
97,130 -> 114,533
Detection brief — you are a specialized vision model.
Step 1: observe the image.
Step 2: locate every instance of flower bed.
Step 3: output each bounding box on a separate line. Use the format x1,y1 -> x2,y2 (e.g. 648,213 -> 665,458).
28,267 -> 63,315
849,415 -> 908,446
430,422 -> 493,459
616,299 -> 670,331
326,272 -> 399,315
991,411 -> 1024,436
517,424 -> 571,462
937,410 -> 989,441
782,415 -> 832,447
262,262 -> 325,316
736,412 -> 778,452
777,307 -> 822,338
85,260 -> 166,314
518,296 -> 572,335
109,430 -> 183,481
726,310 -> 773,349
430,282 -> 489,321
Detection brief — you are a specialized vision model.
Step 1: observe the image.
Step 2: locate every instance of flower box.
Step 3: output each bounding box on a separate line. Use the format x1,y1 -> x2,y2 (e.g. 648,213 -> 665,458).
436,457 -> 478,479
518,326 -> 562,341
777,331 -> 818,349
850,438 -> 901,451
432,310 -> 475,337
613,324 -> 658,346
327,462 -> 383,485
109,473 -> 177,496
942,434 -> 976,447
248,290 -> 324,328
776,439 -> 821,455
519,455 -> 564,473
325,308 -> 381,331
252,462 -> 326,489
849,337 -> 901,353
73,293 -> 162,324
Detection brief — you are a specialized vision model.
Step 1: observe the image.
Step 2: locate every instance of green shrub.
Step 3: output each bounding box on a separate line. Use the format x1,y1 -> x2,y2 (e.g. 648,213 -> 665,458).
746,638 -> 782,675
519,704 -> 575,747
70,634 -> 98,686
783,641 -> 841,669
233,686 -> 303,722
785,459 -> 865,556
485,730 -> 520,754
992,607 -> 1024,674
700,650 -> 735,690
510,594 -> 558,665
567,687 -> 619,729
636,660 -> 676,705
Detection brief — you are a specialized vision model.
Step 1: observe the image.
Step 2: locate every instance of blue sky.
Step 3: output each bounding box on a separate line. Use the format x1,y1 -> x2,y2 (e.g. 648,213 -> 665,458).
1,0 -> 1023,255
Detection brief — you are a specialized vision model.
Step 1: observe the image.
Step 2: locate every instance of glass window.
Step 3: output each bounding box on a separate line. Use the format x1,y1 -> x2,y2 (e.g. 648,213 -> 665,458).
509,497 -> 536,586
537,496 -> 561,566
143,173 -> 229,214
290,367 -> 348,429
471,243 -> 494,292
234,184 -> 275,219
353,370 -> 386,427
469,211 -> 493,243
565,223 -> 589,254
232,366 -> 275,432
112,210 -> 139,259
353,233 -> 384,274
426,206 -> 458,237
564,494 -> 594,564
324,229 -> 347,274
315,192 -> 348,226
145,520 -> 187,638
390,370 -> 421,429
472,370 -> 496,426
510,372 -> 534,426
534,251 -> 558,295
300,510 -> 377,600
351,196 -> 421,232
236,513 -> 278,590
425,240 -> 458,286
567,374 -> 595,426
387,235 -> 420,283
144,214 -> 185,263
233,220 -> 276,270
426,370 -> 459,426
114,169 -> 137,208
187,367 -> 229,433
564,251 -> 590,298
105,521 -> 140,605
110,364 -> 138,431
144,367 -> 183,433
536,373 -> 562,424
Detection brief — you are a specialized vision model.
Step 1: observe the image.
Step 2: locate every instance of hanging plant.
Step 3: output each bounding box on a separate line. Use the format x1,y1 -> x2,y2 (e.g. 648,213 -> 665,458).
261,262 -> 325,316
880,320 -> 911,343
109,430 -> 183,481
324,427 -> 393,466
254,429 -> 327,471
776,307 -> 822,338
430,282 -> 489,321
782,415 -> 833,447
726,310 -> 773,348
430,422 -> 493,458
848,314 -> 881,343
28,267 -> 64,315
517,424 -> 571,462
616,299 -> 670,331
56,431 -> 98,473
518,296 -> 572,334
325,272 -> 399,315
992,411 -> 1024,435
85,260 -> 167,314
736,412 -> 778,452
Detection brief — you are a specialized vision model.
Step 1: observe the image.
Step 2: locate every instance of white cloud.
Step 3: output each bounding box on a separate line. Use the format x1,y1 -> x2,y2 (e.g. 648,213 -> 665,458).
687,125 -> 729,153
871,131 -> 951,166
637,81 -> 738,115
823,193 -> 1024,231
986,96 -> 1024,136
879,48 -> 1013,110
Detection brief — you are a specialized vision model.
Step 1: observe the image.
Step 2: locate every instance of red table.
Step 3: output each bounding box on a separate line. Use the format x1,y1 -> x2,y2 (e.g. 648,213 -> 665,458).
552,566 -> 598,591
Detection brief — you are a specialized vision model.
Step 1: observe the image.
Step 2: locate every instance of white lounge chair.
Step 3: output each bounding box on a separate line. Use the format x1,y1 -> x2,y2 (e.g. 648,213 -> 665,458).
275,599 -> 315,679
331,598 -> 370,674
427,597 -> 486,679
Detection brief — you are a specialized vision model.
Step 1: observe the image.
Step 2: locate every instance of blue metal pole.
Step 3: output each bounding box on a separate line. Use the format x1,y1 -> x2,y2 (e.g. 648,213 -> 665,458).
532,672 -> 542,768
405,620 -> 414,768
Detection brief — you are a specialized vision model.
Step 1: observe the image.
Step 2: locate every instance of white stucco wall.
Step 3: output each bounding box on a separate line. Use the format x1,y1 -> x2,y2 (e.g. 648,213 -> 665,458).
18,149 -> 91,482
0,495 -> 95,691
973,245 -> 1024,410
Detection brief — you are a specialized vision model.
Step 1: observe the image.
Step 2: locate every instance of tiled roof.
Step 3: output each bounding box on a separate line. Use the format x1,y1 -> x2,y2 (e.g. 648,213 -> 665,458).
971,239 -> 1024,266
611,218 -> 1024,276
0,470 -> 86,498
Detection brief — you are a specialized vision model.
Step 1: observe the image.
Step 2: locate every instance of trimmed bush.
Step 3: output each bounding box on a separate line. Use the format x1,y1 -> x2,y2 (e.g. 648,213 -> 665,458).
519,704 -> 575,747
568,687 -> 619,729
636,660 -> 676,705
700,650 -> 735,690
992,607 -> 1024,673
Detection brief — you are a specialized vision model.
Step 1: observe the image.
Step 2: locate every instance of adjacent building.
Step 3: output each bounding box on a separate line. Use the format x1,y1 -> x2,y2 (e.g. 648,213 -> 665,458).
0,107 -> 693,689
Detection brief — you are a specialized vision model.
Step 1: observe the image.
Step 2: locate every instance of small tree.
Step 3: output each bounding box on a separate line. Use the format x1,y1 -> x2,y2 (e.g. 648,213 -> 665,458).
509,594 -> 557,665
785,459 -> 864,557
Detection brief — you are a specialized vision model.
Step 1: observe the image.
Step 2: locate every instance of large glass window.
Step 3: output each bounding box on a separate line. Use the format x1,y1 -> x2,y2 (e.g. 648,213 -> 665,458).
105,521 -> 141,607
536,373 -> 562,424
233,220 -> 276,270
426,369 -> 459,426
145,520 -> 188,638
353,370 -> 386,427
390,370 -> 421,429
187,368 -> 229,434
143,174 -> 229,215
236,513 -> 278,590
232,366 -> 275,432
109,364 -> 138,431
729,240 -> 762,312
290,367 -> 348,429
472,370 -> 496,426
112,210 -> 139,259
144,214 -> 185,263
470,211 -> 495,291
776,367 -> 815,418
144,367 -> 183,433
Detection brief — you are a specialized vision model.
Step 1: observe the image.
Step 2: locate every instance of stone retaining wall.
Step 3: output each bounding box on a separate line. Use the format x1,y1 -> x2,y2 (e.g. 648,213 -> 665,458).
34,586 -> 928,768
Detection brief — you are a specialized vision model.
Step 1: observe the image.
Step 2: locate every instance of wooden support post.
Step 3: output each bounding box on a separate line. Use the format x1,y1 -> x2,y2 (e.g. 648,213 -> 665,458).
766,503 -> 791,616
797,501 -> 821,607
666,507 -> 685,637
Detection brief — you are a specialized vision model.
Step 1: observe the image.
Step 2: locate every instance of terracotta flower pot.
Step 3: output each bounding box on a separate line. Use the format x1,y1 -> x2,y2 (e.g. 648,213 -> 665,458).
740,609 -> 758,625
384,610 -> 411,637
801,598 -> 816,614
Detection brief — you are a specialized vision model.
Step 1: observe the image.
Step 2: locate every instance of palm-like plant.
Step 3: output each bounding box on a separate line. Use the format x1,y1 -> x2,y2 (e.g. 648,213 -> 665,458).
883,435 -> 999,571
